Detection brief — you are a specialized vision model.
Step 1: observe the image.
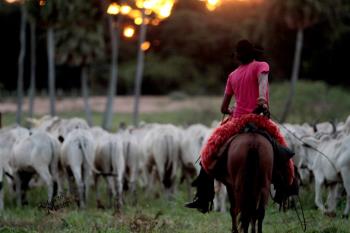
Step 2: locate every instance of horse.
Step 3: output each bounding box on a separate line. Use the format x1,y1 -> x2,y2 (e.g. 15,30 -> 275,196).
221,132 -> 274,233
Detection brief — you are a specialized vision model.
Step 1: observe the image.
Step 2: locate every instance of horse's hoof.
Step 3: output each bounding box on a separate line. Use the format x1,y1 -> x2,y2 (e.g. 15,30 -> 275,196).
324,211 -> 336,218
342,214 -> 349,219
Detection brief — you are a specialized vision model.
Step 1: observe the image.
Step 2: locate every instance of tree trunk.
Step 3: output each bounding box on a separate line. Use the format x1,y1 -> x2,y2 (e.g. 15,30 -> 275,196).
102,15 -> 121,130
81,66 -> 93,126
132,9 -> 148,127
280,29 -> 304,123
28,21 -> 36,119
16,4 -> 27,125
47,27 -> 56,116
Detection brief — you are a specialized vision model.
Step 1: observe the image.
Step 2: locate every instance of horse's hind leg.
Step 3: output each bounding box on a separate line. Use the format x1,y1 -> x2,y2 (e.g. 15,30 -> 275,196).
257,205 -> 265,233
250,218 -> 257,233
229,206 -> 238,233
227,186 -> 238,233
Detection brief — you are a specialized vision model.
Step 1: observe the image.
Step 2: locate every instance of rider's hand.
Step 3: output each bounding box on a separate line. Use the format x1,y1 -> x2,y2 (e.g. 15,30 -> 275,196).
254,98 -> 270,118
257,98 -> 268,110
228,107 -> 234,115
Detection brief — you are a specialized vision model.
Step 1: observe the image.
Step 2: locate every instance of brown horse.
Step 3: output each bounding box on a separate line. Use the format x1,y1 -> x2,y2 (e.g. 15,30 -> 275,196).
222,132 -> 274,233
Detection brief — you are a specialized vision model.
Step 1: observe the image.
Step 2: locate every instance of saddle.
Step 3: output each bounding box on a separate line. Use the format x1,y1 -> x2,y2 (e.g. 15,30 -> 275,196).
207,122 -> 298,204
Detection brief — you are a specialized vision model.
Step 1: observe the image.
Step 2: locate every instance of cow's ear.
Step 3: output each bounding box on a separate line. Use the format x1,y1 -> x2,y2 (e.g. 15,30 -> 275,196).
58,136 -> 64,143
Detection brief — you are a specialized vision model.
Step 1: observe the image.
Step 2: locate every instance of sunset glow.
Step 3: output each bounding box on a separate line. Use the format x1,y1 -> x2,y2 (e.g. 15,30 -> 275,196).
134,17 -> 143,25
107,3 -> 120,15
5,0 -> 19,3
141,41 -> 151,51
201,0 -> 260,11
135,0 -> 176,21
120,5 -> 132,15
123,26 -> 135,38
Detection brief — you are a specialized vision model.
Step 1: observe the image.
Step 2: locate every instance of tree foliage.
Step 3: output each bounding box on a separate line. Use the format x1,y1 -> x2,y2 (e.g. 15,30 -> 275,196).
0,0 -> 350,95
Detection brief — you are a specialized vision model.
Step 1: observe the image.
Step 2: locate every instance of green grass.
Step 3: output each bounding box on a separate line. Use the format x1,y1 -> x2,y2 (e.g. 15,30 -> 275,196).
3,81 -> 350,128
269,81 -> 350,123
1,184 -> 350,233
2,81 -> 350,232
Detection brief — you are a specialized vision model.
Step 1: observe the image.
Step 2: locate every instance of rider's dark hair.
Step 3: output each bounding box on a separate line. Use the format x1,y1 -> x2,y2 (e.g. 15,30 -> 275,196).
236,39 -> 255,65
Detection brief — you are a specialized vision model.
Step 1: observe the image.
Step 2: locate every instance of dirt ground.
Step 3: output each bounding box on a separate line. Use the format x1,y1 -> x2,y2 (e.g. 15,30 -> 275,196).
0,96 -> 222,114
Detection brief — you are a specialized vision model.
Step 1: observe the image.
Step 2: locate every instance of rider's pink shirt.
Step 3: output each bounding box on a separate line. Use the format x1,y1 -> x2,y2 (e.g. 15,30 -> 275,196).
225,60 -> 269,118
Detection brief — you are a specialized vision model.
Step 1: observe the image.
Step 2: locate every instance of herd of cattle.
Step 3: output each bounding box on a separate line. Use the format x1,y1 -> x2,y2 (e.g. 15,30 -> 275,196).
0,115 -> 350,218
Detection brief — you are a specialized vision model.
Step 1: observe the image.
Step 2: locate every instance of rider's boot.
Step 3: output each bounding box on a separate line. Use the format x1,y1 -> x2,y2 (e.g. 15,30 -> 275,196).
185,167 -> 214,213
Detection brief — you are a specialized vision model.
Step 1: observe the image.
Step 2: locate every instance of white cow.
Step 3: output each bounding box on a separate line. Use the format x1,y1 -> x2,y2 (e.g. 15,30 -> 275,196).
180,124 -> 210,196
213,180 -> 227,212
10,130 -> 61,206
118,127 -> 144,204
0,126 -> 30,209
60,129 -> 96,208
91,127 -> 125,211
28,116 -> 89,138
300,134 -> 350,217
142,124 -> 181,197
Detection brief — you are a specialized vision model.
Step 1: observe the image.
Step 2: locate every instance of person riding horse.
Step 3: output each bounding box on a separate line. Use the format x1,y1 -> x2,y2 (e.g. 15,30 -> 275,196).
185,40 -> 298,213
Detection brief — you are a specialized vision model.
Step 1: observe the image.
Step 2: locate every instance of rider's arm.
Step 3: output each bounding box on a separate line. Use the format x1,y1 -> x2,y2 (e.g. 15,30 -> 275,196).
258,72 -> 269,107
221,94 -> 233,115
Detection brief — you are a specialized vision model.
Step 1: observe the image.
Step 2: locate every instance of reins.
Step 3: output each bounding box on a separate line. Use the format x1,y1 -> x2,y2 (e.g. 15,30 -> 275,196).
270,113 -> 338,173
194,113 -> 228,165
293,195 -> 307,232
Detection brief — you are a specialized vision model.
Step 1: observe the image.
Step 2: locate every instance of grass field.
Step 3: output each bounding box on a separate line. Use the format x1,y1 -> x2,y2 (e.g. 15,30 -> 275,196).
1,184 -> 350,233
2,81 -> 350,128
1,81 -> 350,232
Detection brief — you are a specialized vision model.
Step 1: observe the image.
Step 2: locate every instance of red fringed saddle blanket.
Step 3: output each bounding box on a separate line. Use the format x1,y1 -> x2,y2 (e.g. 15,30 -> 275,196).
201,114 -> 294,184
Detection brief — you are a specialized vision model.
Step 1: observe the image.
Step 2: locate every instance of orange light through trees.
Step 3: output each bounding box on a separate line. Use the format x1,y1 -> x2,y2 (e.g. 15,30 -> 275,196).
141,41 -> 151,51
107,3 -> 120,15
201,0 -> 259,11
5,0 -> 20,3
123,26 -> 135,38
134,17 -> 143,25
205,0 -> 221,11
120,5 -> 132,15
135,0 -> 176,21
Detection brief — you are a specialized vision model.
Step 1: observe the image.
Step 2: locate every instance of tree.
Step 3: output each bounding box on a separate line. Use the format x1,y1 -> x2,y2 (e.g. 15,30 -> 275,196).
26,0 -> 41,119
55,0 -> 105,126
267,0 -> 332,122
15,1 -> 27,125
40,0 -> 63,116
102,0 -> 123,130
132,8 -> 147,127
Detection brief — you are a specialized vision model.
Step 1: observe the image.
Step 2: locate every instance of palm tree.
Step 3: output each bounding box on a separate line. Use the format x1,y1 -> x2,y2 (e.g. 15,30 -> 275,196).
41,0 -> 62,117
101,0 -> 124,130
26,0 -> 41,119
55,0 -> 105,126
102,13 -> 121,130
81,66 -> 93,126
267,0 -> 328,122
132,8 -> 147,127
16,2 -> 27,125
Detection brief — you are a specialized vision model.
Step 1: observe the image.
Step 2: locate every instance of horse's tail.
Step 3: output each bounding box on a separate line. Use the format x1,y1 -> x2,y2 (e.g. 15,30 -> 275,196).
240,146 -> 260,231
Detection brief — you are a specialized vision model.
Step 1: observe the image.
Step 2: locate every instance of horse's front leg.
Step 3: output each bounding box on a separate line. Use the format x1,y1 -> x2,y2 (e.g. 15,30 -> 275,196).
257,206 -> 265,233
250,219 -> 256,233
230,206 -> 238,233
